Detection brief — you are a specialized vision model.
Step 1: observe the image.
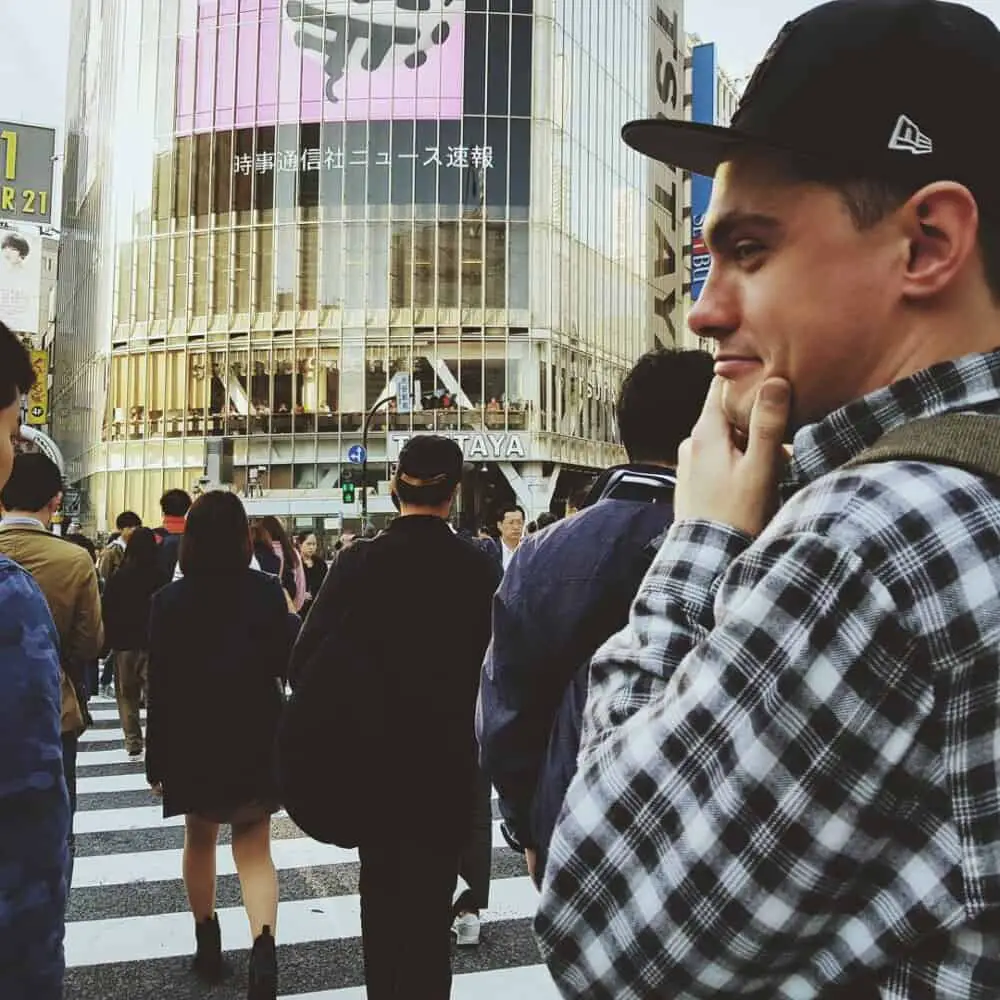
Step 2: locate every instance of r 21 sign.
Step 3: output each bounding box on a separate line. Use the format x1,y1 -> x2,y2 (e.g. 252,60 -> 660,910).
0,122 -> 56,225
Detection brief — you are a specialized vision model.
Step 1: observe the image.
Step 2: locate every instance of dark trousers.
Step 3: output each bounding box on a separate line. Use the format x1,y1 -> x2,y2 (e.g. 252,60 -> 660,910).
99,653 -> 114,689
359,843 -> 458,1000
61,732 -> 78,888
84,660 -> 100,700
455,765 -> 493,913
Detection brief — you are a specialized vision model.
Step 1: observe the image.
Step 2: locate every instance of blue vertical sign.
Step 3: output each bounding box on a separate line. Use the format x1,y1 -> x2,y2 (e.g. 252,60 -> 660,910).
691,44 -> 718,302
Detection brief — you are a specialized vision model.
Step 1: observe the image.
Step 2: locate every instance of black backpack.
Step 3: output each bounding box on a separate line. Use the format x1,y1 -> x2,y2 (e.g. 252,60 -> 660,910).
275,552 -> 389,847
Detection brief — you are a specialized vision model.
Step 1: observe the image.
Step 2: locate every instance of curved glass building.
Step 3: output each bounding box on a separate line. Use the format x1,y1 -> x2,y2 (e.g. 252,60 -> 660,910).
54,0 -> 686,533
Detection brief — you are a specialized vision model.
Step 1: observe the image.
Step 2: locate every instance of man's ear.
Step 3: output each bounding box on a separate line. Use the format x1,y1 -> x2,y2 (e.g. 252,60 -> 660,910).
901,182 -> 980,302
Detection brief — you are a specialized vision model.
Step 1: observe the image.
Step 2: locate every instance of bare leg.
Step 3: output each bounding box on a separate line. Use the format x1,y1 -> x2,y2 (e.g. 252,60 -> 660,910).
231,816 -> 278,938
183,815 -> 220,921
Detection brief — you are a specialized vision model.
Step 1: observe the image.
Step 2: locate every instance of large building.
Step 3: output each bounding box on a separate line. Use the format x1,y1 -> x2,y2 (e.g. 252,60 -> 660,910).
680,36 -> 742,349
54,0 -> 687,535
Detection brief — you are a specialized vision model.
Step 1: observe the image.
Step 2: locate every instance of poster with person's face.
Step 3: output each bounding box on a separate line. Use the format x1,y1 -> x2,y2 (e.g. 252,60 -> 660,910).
0,228 -> 42,333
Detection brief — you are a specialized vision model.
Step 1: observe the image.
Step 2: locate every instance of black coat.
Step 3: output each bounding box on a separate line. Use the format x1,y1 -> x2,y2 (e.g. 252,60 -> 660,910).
146,569 -> 291,818
288,516 -> 501,847
102,564 -> 170,651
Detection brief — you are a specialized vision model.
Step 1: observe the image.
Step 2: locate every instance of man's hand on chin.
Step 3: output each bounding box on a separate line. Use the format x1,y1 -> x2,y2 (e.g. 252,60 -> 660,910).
675,376 -> 792,537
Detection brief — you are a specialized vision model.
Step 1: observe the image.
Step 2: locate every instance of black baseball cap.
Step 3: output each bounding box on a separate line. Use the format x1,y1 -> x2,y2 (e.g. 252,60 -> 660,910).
623,0 -> 1000,214
395,435 -> 463,490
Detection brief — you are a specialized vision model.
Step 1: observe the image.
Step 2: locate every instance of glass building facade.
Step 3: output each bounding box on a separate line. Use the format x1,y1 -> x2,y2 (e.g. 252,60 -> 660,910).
54,0 -> 686,532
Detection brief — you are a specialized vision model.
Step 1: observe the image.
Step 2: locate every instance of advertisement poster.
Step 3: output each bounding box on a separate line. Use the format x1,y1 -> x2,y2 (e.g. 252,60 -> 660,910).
0,227 -> 42,333
27,349 -> 48,425
176,0 -> 467,134
0,121 -> 56,225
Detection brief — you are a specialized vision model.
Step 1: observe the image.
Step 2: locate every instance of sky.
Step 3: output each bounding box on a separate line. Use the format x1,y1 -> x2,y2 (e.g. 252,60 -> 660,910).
685,0 -> 1000,81
0,0 -> 71,228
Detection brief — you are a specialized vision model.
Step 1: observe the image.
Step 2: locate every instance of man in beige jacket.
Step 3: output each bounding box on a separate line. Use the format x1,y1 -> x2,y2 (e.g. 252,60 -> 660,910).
0,452 -> 103,882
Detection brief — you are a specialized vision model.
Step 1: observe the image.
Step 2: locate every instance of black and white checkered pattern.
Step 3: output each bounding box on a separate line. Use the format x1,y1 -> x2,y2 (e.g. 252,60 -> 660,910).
535,351 -> 1000,999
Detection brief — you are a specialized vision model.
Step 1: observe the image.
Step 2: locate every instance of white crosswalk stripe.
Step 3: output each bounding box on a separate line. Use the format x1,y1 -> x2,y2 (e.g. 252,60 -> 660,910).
66,699 -> 557,998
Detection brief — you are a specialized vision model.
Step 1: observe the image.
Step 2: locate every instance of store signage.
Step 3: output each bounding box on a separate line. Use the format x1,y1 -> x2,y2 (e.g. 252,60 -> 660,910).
648,1 -> 685,346
390,432 -> 526,461
27,350 -> 48,425
0,122 -> 56,224
586,374 -> 617,405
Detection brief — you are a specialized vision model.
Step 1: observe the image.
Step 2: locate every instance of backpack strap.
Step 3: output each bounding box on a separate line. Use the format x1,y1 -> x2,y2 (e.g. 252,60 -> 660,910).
843,414 -> 1000,481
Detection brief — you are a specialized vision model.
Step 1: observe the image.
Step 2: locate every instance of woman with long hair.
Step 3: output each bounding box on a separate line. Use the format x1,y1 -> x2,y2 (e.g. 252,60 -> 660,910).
145,492 -> 290,1000
101,527 -> 168,758
296,530 -> 327,613
260,515 -> 306,612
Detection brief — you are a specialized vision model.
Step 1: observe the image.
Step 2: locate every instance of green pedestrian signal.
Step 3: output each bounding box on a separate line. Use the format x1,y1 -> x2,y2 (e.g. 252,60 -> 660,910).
342,482 -> 356,504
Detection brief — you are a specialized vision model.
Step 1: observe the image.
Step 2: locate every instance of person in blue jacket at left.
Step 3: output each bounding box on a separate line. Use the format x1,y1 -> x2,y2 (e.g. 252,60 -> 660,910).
0,321 -> 69,1000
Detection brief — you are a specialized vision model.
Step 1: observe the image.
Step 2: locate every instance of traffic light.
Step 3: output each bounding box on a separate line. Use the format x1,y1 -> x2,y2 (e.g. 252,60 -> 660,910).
342,481 -> 356,504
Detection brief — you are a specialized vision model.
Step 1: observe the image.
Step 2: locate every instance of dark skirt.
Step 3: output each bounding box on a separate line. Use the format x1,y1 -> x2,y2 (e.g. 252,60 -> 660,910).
189,799 -> 279,825
161,768 -> 280,822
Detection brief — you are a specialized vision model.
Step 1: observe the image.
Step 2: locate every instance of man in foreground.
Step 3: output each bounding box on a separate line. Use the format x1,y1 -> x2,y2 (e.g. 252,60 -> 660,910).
0,322 -> 70,999
537,2 -> 1000,997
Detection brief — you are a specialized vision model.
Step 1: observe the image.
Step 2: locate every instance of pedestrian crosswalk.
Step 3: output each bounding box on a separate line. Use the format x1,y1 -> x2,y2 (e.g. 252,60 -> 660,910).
66,701 -> 559,999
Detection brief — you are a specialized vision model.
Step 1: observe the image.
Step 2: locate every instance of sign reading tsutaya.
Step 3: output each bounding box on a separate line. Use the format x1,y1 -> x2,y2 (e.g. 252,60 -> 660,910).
647,1 -> 685,348
389,432 -> 526,461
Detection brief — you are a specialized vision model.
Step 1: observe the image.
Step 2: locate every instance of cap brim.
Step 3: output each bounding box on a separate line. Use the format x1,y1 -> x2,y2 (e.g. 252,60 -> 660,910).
622,118 -> 768,176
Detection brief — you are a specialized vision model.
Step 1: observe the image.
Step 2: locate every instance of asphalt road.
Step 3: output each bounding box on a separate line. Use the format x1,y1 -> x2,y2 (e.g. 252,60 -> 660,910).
65,699 -> 559,999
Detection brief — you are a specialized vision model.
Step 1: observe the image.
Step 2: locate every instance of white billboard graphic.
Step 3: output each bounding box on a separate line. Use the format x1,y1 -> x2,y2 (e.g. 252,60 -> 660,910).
0,228 -> 42,333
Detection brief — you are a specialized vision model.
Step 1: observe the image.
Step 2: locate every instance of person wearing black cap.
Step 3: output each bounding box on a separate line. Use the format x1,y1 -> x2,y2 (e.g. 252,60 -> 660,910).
536,3 -> 1000,998
287,435 -> 500,1000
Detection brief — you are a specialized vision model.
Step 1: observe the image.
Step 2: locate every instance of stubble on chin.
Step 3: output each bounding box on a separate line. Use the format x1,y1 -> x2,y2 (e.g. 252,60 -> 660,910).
721,381 -> 754,437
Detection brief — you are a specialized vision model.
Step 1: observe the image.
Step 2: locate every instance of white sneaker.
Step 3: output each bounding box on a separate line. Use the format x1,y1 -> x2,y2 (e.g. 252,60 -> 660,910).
452,912 -> 481,947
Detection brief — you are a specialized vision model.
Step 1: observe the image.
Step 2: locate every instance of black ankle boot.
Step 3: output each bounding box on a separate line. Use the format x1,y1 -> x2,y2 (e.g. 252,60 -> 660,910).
193,913 -> 231,983
247,925 -> 277,1000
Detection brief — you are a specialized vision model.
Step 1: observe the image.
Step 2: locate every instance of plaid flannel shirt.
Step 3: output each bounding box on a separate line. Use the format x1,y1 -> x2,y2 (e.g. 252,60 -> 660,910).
535,350 -> 1000,999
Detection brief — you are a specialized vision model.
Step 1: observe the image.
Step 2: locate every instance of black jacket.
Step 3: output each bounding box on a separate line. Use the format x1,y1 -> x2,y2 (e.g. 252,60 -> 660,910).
289,516 -> 500,847
146,569 -> 291,818
102,564 -> 170,651
153,528 -> 183,581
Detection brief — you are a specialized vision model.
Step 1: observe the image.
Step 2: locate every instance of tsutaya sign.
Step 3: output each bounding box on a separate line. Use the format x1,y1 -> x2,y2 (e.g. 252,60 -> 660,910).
648,0 -> 685,348
389,432 -> 526,461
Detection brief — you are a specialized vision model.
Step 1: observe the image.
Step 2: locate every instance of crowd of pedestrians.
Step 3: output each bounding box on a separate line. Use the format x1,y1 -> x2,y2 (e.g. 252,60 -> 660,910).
4,3 -> 1000,999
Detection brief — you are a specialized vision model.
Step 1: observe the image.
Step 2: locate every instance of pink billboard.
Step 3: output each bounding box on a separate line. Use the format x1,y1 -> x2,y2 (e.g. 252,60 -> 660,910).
176,0 -> 466,134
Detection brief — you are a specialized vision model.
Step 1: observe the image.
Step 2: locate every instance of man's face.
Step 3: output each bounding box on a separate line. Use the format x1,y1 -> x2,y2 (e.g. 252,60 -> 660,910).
1,247 -> 22,266
0,399 -> 18,492
689,156 -> 905,433
121,525 -> 136,542
498,510 -> 524,547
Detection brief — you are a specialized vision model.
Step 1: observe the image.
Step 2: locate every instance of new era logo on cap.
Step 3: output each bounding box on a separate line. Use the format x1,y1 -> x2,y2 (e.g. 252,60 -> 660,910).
888,114 -> 933,156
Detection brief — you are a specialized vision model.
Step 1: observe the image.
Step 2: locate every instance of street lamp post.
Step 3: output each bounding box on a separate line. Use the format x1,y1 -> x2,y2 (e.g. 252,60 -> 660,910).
360,394 -> 394,532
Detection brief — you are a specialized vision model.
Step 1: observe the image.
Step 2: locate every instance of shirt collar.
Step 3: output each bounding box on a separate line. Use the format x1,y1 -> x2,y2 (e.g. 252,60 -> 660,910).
787,349 -> 1000,488
0,515 -> 48,532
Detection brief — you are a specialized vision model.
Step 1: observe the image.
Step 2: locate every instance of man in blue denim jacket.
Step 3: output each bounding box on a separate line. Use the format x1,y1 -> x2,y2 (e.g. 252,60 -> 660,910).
0,322 -> 69,999
477,349 -> 713,885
